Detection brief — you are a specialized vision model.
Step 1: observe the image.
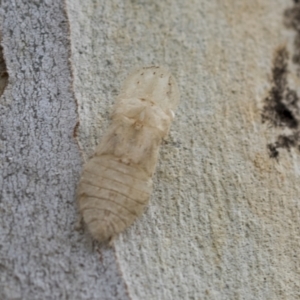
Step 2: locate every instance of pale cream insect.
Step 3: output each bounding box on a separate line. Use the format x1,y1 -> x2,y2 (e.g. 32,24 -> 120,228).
77,66 -> 180,242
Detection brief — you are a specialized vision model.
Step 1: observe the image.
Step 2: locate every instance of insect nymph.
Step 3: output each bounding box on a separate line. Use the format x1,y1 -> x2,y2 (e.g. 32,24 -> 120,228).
77,66 -> 180,242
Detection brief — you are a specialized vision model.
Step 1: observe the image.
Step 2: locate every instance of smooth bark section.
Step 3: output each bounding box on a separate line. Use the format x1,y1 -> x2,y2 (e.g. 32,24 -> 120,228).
67,0 -> 300,299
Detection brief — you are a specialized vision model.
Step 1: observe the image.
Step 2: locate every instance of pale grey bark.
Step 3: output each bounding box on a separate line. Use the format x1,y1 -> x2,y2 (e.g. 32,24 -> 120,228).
0,1 -> 128,299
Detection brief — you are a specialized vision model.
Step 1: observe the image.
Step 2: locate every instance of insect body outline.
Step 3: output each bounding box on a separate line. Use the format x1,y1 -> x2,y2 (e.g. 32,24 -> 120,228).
77,66 -> 180,242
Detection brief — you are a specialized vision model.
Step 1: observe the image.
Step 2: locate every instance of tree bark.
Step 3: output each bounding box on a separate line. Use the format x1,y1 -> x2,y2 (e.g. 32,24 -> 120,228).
1,0 -> 300,299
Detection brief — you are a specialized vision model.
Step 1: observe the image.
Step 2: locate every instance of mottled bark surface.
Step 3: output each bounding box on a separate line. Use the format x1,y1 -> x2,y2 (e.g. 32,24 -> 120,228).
0,1 -> 128,299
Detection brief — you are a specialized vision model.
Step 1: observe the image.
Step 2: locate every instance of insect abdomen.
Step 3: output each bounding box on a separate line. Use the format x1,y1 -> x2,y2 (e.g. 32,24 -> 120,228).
77,154 -> 152,241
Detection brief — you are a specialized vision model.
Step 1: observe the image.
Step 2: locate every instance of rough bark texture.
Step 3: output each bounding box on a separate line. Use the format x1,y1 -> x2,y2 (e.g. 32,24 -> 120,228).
66,0 -> 300,299
2,0 -> 300,299
0,1 -> 129,299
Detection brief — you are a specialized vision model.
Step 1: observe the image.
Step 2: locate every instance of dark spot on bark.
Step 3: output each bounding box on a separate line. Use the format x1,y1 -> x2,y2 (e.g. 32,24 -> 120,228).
262,3 -> 300,158
262,47 -> 300,158
267,144 -> 279,159
267,132 -> 300,159
262,47 -> 298,129
277,133 -> 298,149
0,34 -> 8,97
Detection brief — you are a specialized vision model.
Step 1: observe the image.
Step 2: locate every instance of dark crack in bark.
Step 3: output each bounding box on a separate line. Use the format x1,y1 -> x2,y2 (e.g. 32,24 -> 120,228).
0,34 -> 8,97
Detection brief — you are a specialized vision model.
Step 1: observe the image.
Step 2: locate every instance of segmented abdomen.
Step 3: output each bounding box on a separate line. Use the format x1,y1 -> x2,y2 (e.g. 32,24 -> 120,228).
77,154 -> 152,241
